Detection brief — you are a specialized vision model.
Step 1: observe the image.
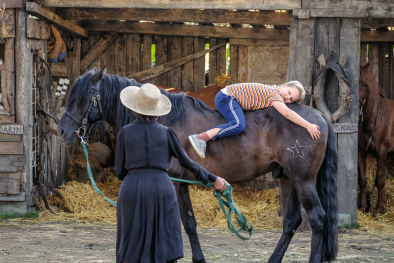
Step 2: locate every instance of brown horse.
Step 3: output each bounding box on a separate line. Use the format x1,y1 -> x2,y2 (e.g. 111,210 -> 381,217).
358,61 -> 394,215
158,84 -> 222,110
57,67 -> 338,263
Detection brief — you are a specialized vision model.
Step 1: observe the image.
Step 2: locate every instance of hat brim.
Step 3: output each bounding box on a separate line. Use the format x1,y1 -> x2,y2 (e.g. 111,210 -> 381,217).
120,86 -> 172,116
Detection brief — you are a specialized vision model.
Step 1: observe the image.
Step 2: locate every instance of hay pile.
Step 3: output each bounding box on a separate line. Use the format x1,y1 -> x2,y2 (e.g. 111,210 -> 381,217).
357,154 -> 394,232
214,73 -> 234,87
37,166 -> 282,229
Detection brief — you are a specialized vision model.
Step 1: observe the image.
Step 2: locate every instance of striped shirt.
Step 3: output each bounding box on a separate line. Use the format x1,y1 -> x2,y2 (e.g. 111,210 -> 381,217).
225,83 -> 284,110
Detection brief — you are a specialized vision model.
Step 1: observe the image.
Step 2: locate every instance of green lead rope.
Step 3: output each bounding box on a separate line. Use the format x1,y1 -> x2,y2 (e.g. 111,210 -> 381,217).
82,142 -> 253,240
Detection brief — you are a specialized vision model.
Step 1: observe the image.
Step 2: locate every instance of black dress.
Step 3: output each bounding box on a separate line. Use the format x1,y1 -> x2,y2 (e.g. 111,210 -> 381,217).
114,119 -> 217,263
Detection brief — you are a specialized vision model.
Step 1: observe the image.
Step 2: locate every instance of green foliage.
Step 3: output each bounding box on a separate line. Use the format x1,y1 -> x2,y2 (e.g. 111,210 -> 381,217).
0,210 -> 39,220
341,223 -> 360,229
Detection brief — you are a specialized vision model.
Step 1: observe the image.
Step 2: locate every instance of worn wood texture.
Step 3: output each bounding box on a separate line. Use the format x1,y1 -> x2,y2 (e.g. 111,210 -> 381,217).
390,43 -> 394,99
0,155 -> 25,173
360,43 -> 368,66
126,34 -> 141,76
0,134 -> 22,142
2,0 -> 23,8
238,46 -> 248,83
337,18 -> 360,224
58,8 -> 293,25
379,42 -> 391,97
128,42 -> 226,82
80,21 -> 290,40
88,32 -> 103,71
116,34 -> 127,77
181,36 -> 194,91
4,38 -> 15,116
35,0 -> 302,10
208,38 -> 217,86
0,172 -> 21,194
80,32 -> 118,72
361,30 -> 394,42
49,62 -> 67,76
0,115 -> 15,124
26,2 -> 88,38
368,43 -> 380,83
310,8 -> 394,18
1,9 -> 15,38
229,38 -> 289,46
1,66 -> 9,114
0,141 -> 23,155
230,44 -> 238,83
216,38 -> 227,77
168,36 -> 181,89
193,37 -> 205,91
26,18 -> 50,39
156,35 -> 168,86
73,37 -> 81,79
142,34 -> 153,83
0,191 -> 25,201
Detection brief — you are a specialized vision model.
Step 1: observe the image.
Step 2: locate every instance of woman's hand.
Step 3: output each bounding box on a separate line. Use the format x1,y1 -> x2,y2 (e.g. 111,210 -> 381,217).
213,176 -> 229,191
307,124 -> 320,139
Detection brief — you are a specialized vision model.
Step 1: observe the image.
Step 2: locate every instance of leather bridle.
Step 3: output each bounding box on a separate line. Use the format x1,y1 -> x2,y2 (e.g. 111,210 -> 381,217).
359,81 -> 378,151
64,81 -> 103,145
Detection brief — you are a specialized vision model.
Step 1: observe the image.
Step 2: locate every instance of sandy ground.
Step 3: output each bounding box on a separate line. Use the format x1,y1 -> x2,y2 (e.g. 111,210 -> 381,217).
0,220 -> 394,263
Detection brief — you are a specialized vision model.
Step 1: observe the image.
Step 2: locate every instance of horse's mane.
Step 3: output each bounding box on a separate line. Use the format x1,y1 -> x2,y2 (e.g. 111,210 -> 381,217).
359,65 -> 387,123
66,71 -> 214,132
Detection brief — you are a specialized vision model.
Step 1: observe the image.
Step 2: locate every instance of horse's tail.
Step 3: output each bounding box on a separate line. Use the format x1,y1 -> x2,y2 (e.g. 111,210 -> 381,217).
317,115 -> 339,262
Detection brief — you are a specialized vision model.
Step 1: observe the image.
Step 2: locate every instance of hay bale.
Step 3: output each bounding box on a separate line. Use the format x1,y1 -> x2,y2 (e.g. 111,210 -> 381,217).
214,73 -> 234,86
73,153 -> 104,183
88,142 -> 112,167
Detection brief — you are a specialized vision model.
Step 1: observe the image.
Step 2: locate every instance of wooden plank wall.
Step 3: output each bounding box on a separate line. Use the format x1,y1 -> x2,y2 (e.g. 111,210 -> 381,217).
81,33 -> 230,91
360,42 -> 394,99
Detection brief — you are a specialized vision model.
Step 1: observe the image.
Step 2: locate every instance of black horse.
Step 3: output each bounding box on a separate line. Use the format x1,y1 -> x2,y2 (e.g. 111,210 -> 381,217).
58,67 -> 338,263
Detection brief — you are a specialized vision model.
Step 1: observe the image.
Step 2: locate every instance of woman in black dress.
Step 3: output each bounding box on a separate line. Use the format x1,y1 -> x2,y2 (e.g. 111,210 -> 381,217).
115,84 -> 228,263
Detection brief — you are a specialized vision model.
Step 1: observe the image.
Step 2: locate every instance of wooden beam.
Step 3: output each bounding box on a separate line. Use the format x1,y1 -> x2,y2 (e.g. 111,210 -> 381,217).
80,21 -> 290,40
35,0 -> 301,10
2,0 -> 22,8
128,43 -> 226,81
0,155 -> 25,173
58,8 -> 293,26
80,32 -> 118,72
361,30 -> 394,42
49,62 -> 67,76
308,8 -> 394,19
26,18 -> 50,39
26,2 -> 89,38
1,9 -> 15,38
229,38 -> 289,46
0,141 -> 23,155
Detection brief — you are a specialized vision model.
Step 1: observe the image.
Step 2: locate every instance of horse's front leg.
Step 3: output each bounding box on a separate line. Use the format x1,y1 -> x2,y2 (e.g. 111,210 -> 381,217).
375,149 -> 387,215
268,174 -> 302,263
358,149 -> 368,212
178,182 -> 206,263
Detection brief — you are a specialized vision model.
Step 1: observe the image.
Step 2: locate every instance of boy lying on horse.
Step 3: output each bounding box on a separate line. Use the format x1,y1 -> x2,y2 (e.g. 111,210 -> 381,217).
189,81 -> 321,158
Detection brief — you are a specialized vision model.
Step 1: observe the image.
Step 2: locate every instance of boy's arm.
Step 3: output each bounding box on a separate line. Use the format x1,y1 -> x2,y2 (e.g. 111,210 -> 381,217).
271,101 -> 321,139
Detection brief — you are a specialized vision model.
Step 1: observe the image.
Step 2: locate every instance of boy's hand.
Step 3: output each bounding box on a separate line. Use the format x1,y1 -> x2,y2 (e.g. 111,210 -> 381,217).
307,124 -> 320,139
213,177 -> 229,191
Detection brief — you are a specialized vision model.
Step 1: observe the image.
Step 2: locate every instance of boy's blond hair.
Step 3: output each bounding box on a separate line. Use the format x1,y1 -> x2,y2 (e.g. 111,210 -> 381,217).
286,80 -> 305,103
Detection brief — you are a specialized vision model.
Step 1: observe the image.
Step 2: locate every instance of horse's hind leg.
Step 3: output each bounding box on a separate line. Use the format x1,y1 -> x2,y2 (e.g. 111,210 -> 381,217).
375,150 -> 387,215
177,182 -> 206,263
294,181 -> 326,263
268,174 -> 302,263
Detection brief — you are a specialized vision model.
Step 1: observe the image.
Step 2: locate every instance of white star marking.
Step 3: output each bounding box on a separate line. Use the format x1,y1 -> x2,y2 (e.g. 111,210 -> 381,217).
287,140 -> 307,159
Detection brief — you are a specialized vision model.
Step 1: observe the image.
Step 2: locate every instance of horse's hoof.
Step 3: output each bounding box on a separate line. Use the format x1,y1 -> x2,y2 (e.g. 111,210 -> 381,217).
359,206 -> 367,213
373,208 -> 385,217
192,259 -> 206,263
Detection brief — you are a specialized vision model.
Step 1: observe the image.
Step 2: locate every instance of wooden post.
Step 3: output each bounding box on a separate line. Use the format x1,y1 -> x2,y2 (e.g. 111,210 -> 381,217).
155,35 -> 168,86
168,36 -> 181,89
126,34 -> 141,76
238,45 -> 248,83
230,44 -> 238,83
216,38 -> 227,76
208,37 -> 217,85
4,38 -> 15,118
142,34 -> 152,83
193,37 -> 205,91
182,36 -> 194,91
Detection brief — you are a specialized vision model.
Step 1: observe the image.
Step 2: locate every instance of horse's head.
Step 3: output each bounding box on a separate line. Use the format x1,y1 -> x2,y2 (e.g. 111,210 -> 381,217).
57,66 -> 107,144
359,61 -> 373,102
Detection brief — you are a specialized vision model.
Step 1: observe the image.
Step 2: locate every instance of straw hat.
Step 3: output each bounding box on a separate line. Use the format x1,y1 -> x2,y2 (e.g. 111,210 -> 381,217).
120,83 -> 172,116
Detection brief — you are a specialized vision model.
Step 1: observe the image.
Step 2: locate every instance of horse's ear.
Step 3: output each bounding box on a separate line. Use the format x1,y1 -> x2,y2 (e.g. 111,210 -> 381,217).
99,65 -> 107,79
88,67 -> 97,74
364,60 -> 371,70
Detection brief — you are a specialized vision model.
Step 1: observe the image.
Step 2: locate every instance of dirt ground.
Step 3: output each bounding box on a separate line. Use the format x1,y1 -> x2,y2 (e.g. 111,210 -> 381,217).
1,220 -> 394,263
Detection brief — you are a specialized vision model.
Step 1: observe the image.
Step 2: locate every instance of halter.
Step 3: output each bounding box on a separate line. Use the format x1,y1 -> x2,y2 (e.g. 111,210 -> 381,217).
64,81 -> 103,145
359,81 -> 378,151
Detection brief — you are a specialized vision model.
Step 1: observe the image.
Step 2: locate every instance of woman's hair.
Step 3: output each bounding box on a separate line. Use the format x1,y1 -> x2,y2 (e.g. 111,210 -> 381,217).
286,80 -> 306,103
134,112 -> 159,121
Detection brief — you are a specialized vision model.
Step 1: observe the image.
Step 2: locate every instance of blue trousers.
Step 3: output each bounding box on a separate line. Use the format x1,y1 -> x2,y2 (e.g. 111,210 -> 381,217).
212,91 -> 245,140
